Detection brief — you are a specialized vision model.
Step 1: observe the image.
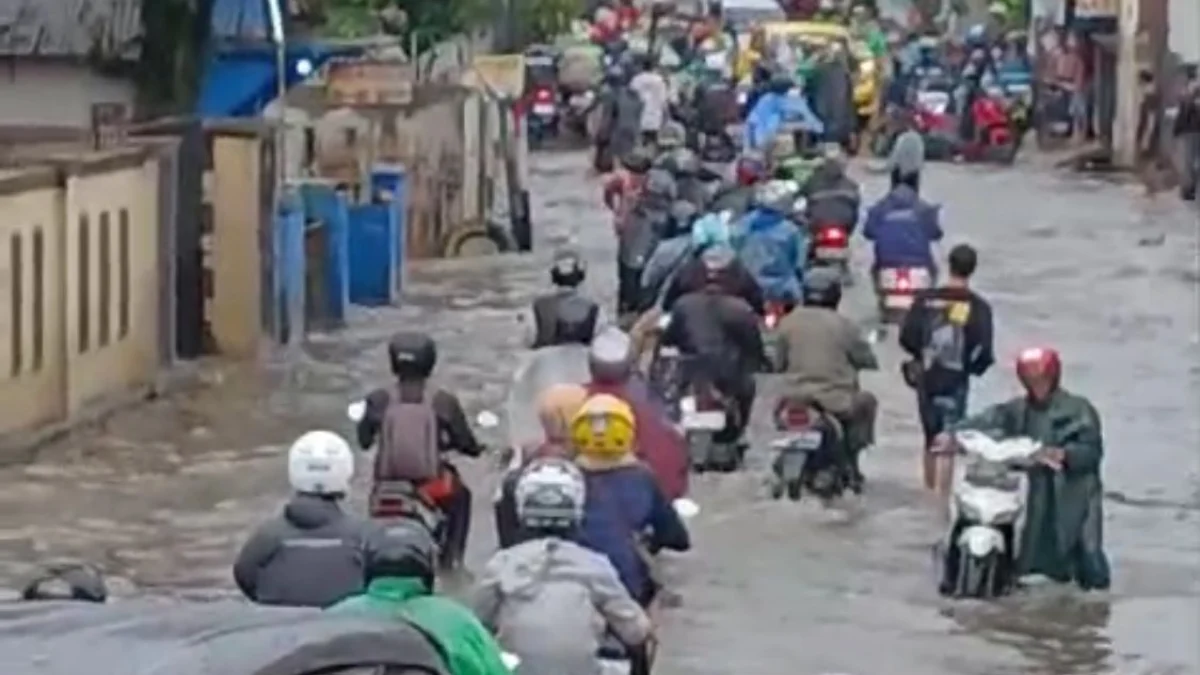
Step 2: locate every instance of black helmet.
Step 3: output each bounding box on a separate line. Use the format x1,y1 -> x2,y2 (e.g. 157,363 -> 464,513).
550,249 -> 586,287
669,200 -> 699,236
802,266 -> 843,308
387,331 -> 437,379
22,563 -> 108,603
621,147 -> 653,174
367,521 -> 438,589
769,72 -> 793,93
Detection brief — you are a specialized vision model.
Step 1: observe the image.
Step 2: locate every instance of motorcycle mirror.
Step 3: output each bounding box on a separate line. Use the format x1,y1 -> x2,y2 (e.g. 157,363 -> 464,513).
672,498 -> 700,519
347,400 -> 366,423
476,410 -> 500,429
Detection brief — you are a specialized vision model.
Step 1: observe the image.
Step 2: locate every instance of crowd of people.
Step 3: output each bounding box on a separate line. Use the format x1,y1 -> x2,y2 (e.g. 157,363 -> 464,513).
16,2 -> 1127,673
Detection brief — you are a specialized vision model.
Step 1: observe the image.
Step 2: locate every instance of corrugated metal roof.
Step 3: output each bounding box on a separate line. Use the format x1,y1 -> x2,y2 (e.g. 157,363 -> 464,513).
0,0 -> 141,59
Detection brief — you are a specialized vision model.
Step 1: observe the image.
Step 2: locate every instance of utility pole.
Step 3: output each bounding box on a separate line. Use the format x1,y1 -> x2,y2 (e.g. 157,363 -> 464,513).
1112,0 -> 1139,166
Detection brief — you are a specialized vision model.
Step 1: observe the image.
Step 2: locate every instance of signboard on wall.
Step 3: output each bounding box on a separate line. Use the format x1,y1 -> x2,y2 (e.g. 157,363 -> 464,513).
325,60 -> 415,106
463,55 -> 525,99
1074,0 -> 1118,20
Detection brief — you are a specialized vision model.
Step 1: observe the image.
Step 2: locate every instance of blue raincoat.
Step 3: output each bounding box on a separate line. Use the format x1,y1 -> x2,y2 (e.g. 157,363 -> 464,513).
733,208 -> 806,304
743,91 -> 825,152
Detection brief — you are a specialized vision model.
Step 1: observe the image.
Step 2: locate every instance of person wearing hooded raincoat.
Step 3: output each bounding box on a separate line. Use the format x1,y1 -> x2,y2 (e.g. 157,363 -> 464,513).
734,180 -> 807,307
744,77 -> 826,152
810,45 -> 856,148
949,365 -> 1110,591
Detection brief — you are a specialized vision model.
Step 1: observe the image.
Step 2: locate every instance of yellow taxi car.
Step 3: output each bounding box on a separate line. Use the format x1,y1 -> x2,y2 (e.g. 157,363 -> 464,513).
759,21 -> 881,137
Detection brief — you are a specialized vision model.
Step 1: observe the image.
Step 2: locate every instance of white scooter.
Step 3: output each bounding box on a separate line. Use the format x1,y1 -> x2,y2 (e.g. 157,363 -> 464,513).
940,430 -> 1042,598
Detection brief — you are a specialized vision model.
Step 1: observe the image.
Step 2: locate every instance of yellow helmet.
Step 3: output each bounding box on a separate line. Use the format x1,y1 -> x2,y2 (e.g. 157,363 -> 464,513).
570,394 -> 636,459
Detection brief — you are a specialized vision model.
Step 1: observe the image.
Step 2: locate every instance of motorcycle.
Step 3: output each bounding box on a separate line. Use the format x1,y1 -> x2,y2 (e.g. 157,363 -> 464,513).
939,430 -> 1042,599
911,85 -> 958,160
768,396 -> 848,501
875,265 -> 932,324
679,370 -> 742,473
808,221 -> 850,279
961,88 -> 1020,164
1034,83 -> 1074,149
526,84 -> 561,147
345,400 -> 498,566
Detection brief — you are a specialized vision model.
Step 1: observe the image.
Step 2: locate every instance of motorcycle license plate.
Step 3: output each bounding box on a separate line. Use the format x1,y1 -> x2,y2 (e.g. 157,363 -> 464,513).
679,396 -> 726,430
783,430 -> 823,450
682,410 -> 726,431
884,294 -> 914,309
532,103 -> 556,116
815,246 -> 849,260
659,346 -> 680,357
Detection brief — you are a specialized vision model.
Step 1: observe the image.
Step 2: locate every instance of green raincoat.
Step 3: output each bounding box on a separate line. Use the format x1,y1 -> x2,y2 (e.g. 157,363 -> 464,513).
954,389 -> 1111,590
328,577 -> 512,675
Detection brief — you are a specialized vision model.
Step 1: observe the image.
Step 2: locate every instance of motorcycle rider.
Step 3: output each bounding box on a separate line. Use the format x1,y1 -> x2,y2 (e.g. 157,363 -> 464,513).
356,332 -> 485,570
327,523 -> 512,675
617,160 -> 676,316
638,199 -> 702,311
657,143 -> 709,208
495,383 -> 590,548
662,245 -> 768,451
586,327 -> 689,500
744,71 -> 825,153
810,42 -> 857,152
603,147 -> 653,235
22,563 -> 108,603
713,151 -> 768,215
233,430 -> 375,607
572,394 -> 691,605
862,178 -> 942,285
525,250 -> 604,348
934,347 -> 1110,593
801,143 -> 862,234
662,227 -> 764,316
475,458 -> 653,675
629,52 -> 669,148
899,244 -> 994,493
887,112 -> 925,193
772,268 -> 879,490
594,63 -> 643,173
735,179 -> 807,313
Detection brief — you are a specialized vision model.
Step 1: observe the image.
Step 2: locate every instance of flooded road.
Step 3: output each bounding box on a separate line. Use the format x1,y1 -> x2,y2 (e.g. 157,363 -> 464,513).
1,150 -> 1197,674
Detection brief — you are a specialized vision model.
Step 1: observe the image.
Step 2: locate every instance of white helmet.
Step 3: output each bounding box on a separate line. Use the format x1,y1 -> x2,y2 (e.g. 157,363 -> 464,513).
515,458 -> 586,532
287,430 -> 354,496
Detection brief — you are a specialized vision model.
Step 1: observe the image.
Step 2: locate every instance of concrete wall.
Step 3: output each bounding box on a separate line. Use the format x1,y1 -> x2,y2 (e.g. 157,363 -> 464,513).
0,150 -> 161,438
1168,0 -> 1198,63
0,60 -> 136,130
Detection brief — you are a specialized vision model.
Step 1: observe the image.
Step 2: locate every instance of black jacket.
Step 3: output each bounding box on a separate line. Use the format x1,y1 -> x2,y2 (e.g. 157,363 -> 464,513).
899,286 -> 995,394
664,256 -> 765,316
663,290 -> 767,382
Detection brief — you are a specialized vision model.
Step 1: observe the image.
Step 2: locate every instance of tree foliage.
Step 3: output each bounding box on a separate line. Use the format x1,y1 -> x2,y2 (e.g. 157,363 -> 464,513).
135,0 -> 215,116
514,0 -> 582,45
318,0 -> 490,55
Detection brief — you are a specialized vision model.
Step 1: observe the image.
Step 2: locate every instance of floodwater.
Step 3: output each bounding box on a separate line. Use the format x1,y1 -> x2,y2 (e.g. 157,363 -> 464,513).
1,150 -> 1197,675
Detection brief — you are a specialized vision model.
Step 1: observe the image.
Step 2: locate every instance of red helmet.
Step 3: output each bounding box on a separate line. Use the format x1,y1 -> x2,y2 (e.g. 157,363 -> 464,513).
1015,347 -> 1061,394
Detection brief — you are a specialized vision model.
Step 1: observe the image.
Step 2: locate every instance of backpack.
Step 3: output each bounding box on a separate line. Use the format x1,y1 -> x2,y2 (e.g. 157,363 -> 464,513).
921,298 -> 971,393
375,384 -> 441,483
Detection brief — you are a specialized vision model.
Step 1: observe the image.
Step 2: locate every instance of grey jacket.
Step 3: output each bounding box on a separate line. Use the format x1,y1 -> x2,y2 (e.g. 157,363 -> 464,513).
774,305 -> 878,414
472,537 -> 651,675
233,494 -> 376,608
888,130 -> 926,176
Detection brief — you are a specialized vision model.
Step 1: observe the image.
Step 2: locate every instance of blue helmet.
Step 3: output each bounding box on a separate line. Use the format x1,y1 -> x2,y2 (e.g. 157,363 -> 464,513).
966,24 -> 987,47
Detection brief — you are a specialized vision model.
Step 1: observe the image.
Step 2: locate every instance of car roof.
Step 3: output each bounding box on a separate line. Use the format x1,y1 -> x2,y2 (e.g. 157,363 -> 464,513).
0,600 -> 450,675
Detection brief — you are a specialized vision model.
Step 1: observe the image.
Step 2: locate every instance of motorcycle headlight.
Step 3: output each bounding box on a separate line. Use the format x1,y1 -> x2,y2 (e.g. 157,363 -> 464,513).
859,60 -> 875,76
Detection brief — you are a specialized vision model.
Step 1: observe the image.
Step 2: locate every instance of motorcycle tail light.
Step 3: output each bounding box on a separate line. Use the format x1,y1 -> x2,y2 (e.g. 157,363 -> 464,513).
816,226 -> 846,245
534,88 -> 553,103
779,405 -> 810,429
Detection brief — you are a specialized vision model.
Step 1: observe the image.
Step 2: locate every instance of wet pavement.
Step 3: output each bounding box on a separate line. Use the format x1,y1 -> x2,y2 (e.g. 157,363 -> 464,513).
1,150 -> 1197,675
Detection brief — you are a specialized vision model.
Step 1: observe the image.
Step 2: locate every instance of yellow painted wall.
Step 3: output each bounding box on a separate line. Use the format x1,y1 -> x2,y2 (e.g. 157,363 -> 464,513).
0,169 -> 67,434
0,151 -> 162,439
